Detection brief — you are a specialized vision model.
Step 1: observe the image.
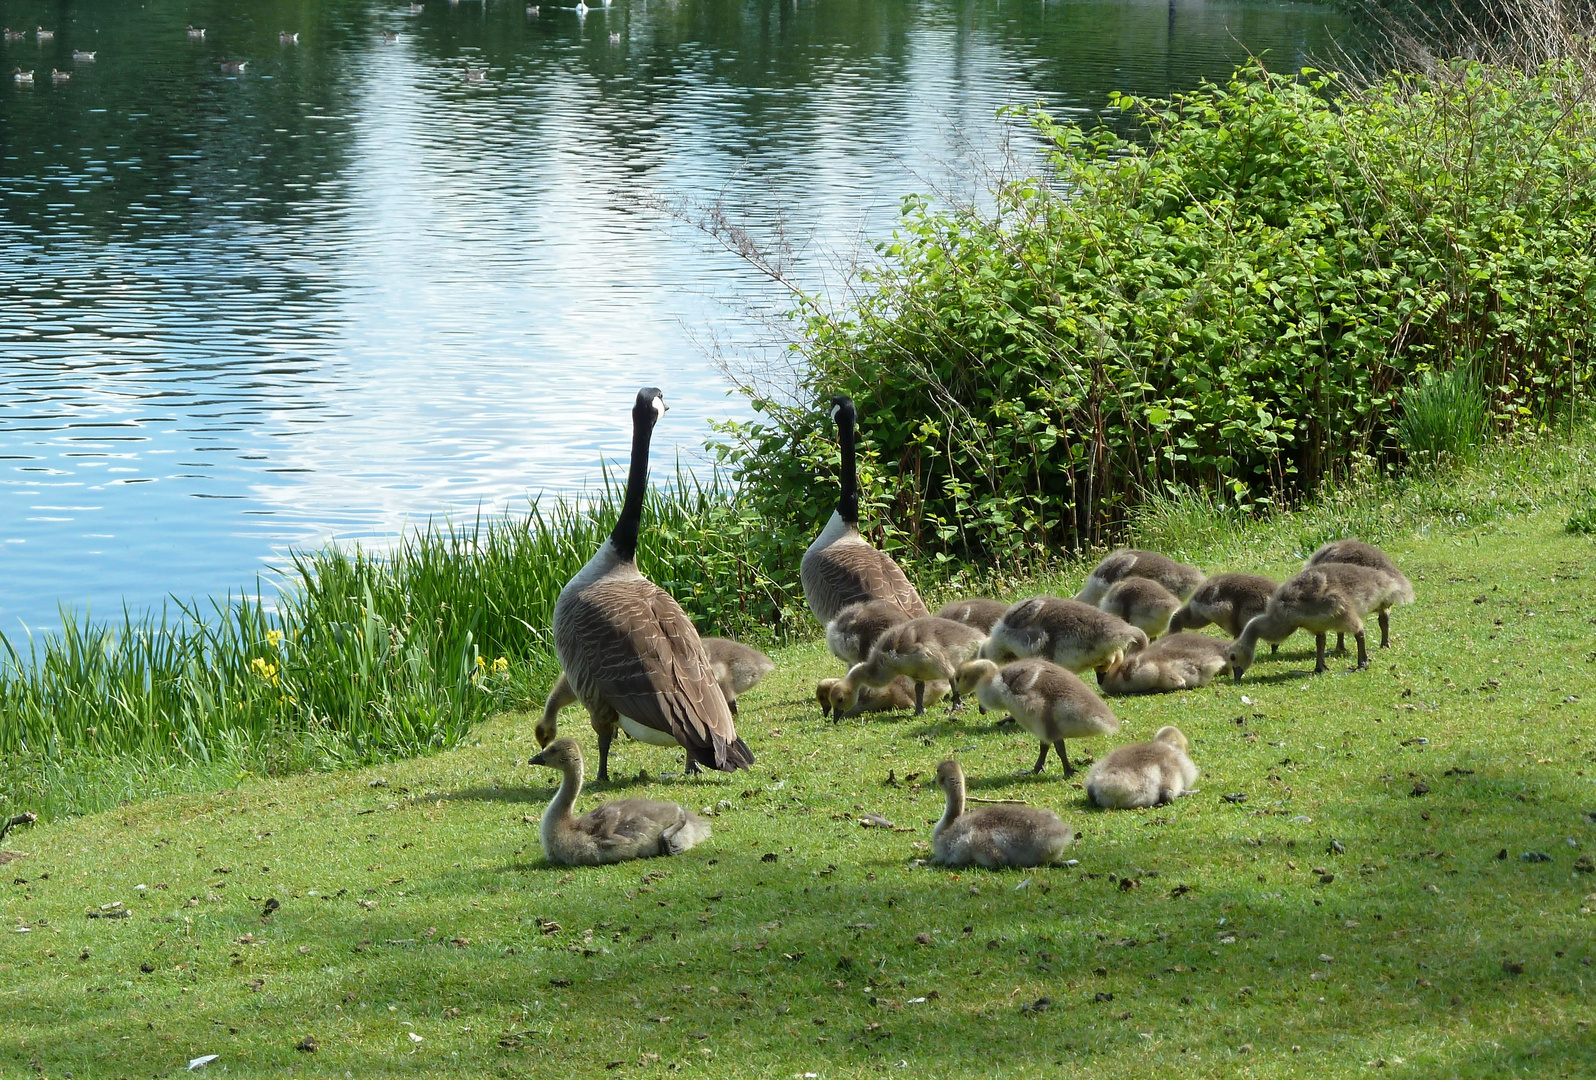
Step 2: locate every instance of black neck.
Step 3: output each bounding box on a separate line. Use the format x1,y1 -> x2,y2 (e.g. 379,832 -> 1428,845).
837,410 -> 859,524
610,410 -> 654,561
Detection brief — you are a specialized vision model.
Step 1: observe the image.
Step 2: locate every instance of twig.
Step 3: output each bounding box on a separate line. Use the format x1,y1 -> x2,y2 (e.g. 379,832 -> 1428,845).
967,796 -> 1028,805
0,813 -> 37,845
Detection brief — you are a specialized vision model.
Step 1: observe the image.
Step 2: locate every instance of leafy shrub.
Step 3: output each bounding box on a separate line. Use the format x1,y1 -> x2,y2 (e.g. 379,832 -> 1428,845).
1396,364 -> 1491,468
1568,490 -> 1596,534
715,60 -> 1596,565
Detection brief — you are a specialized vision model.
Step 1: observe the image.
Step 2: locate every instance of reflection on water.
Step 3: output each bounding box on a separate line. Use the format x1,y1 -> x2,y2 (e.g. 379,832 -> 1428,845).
0,0 -> 1347,631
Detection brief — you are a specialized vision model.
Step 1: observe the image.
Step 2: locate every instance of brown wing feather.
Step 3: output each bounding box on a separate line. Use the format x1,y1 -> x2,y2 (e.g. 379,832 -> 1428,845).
555,579 -> 751,771
803,542 -> 927,622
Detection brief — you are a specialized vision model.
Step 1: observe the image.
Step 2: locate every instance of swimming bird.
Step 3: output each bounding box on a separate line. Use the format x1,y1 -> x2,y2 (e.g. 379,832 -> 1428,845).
954,658 -> 1119,776
49,68 -> 69,83
382,31 -> 399,43
220,59 -> 247,74
981,596 -> 1146,675
12,68 -> 34,84
280,31 -> 300,44
529,739 -> 711,865
834,616 -> 986,715
1097,631 -> 1231,694
1306,539 -> 1411,652
801,396 -> 927,626
1075,549 -> 1204,606
576,0 -> 589,13
1228,562 -> 1415,680
2,30 -> 25,43
609,31 -> 621,43
187,25 -> 206,39
551,388 -> 753,782
35,27 -> 54,41
72,50 -> 96,62
463,67 -> 486,80
930,759 -> 1074,868
527,5 -> 540,13
1085,726 -> 1197,809
410,2 -> 426,10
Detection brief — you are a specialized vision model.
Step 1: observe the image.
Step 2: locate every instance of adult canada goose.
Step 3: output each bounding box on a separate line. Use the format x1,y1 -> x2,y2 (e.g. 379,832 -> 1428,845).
463,66 -> 486,80
818,674 -> 948,719
187,25 -> 206,39
1098,632 -> 1231,694
552,387 -> 753,782
72,50 -> 96,62
954,658 -> 1119,776
931,759 -> 1074,868
1098,577 -> 1181,640
1085,726 -> 1198,809
825,599 -> 910,666
1307,539 -> 1411,652
220,60 -> 247,74
280,31 -> 300,43
1228,562 -> 1415,680
934,598 -> 1009,634
528,739 -> 711,865
1075,549 -> 1204,606
981,596 -> 1146,675
12,68 -> 34,84
801,396 -> 927,626
1167,572 -> 1278,646
834,616 -> 986,716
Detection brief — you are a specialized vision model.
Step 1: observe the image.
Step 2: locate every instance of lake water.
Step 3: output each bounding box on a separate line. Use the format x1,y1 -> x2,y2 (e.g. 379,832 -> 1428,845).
0,0 -> 1348,632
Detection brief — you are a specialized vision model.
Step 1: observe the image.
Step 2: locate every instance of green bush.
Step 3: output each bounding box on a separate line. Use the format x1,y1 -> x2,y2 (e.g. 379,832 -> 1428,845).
1396,363 -> 1491,467
714,60 -> 1596,565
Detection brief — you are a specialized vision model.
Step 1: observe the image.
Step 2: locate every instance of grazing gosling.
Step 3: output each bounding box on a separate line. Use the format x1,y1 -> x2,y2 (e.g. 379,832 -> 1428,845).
528,739 -> 710,866
835,616 -> 986,716
1168,571 -> 1279,647
1228,562 -> 1415,679
700,636 -> 774,716
1075,548 -> 1204,606
825,599 -> 910,666
1307,539 -> 1412,651
954,658 -> 1119,775
1098,632 -> 1231,694
931,759 -> 1074,869
1099,576 -> 1181,640
1085,726 -> 1197,809
934,598 -> 1009,634
981,596 -> 1147,675
819,674 -> 947,719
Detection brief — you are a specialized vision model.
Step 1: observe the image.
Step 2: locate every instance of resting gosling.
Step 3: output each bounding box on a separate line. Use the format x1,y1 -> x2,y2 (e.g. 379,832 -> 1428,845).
835,616 -> 985,715
931,759 -> 1074,868
818,674 -> 947,719
1229,562 -> 1415,679
1168,572 -> 1278,648
1075,548 -> 1204,606
934,598 -> 1009,634
1085,726 -> 1198,809
528,739 -> 710,865
1098,632 -> 1231,694
981,596 -> 1147,674
1307,539 -> 1412,651
1099,576 -> 1181,640
825,599 -> 910,665
954,658 -> 1119,775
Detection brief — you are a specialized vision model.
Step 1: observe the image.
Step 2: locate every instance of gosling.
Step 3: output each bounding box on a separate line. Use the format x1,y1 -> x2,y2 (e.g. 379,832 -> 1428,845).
818,674 -> 948,719
1075,548 -> 1205,606
1097,632 -> 1232,695
1085,726 -> 1198,809
931,759 -> 1074,869
1307,539 -> 1412,651
954,658 -> 1119,776
528,739 -> 710,865
981,596 -> 1147,674
1167,572 -> 1279,646
835,616 -> 986,716
825,599 -> 910,665
701,636 -> 774,716
1228,562 -> 1415,679
934,598 -> 1009,634
1099,576 -> 1181,640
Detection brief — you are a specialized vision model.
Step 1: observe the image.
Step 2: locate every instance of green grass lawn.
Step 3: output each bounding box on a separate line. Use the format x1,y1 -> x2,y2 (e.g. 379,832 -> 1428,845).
3,495 -> 1596,1077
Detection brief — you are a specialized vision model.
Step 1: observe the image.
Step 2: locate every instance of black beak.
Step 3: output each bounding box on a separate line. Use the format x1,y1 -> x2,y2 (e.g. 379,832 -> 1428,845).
529,750 -> 548,766
1232,669 -> 1245,684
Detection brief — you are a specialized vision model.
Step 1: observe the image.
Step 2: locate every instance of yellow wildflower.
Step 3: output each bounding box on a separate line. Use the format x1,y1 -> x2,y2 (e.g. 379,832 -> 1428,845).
492,657 -> 509,676
250,657 -> 280,686
266,629 -> 283,648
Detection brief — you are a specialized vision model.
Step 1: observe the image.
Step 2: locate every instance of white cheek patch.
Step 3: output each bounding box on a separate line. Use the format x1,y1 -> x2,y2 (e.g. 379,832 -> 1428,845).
652,396 -> 667,420
830,404 -> 841,420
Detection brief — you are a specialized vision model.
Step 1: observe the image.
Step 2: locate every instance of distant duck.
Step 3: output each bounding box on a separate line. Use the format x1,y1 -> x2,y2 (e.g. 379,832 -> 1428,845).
12,67 -> 33,84
529,739 -> 711,866
981,596 -> 1146,675
1085,726 -> 1198,809
35,27 -> 54,41
381,30 -> 399,42
931,758 -> 1074,869
527,4 -> 540,13
280,31 -> 300,44
219,59 -> 247,74
934,598 -> 1009,634
1228,562 -> 1415,679
50,68 -> 69,83
575,0 -> 588,12
2,29 -> 25,43
1076,549 -> 1205,607
463,67 -> 486,80
954,657 -> 1120,776
72,50 -> 97,62
1098,576 -> 1181,640
608,31 -> 621,43
1098,632 -> 1232,695
187,25 -> 206,39
410,2 -> 426,10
